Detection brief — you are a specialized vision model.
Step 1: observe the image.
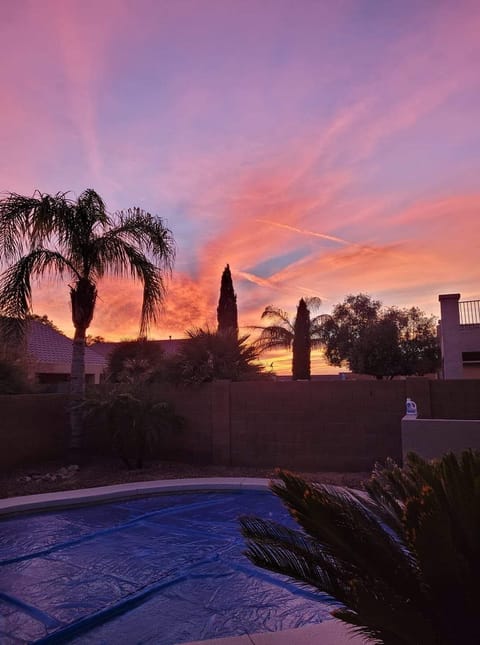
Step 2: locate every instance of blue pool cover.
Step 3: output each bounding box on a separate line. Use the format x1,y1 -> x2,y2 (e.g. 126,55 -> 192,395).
0,489 -> 337,644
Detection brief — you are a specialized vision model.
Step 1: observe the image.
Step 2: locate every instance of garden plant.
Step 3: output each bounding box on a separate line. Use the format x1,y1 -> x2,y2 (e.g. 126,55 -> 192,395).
241,450 -> 480,645
82,384 -> 184,469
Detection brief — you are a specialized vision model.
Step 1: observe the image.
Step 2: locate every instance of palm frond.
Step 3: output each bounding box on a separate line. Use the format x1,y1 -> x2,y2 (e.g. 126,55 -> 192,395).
0,192 -> 36,259
242,454 -> 480,645
0,248 -> 74,339
241,516 -> 349,598
0,248 -> 75,316
270,473 -> 421,600
107,209 -> 176,269
260,305 -> 294,329
303,296 -> 323,313
174,327 -> 263,384
241,475 -> 437,644
76,189 -> 108,227
88,236 -> 168,336
52,191 -> 106,258
253,325 -> 294,351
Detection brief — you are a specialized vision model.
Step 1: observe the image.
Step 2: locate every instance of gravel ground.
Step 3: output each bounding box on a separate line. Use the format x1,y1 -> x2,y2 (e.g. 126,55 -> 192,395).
0,456 -> 370,500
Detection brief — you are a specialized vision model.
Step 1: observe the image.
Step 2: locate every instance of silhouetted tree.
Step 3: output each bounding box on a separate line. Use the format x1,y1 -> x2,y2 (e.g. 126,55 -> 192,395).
319,294 -> 440,378
292,298 -> 311,380
217,264 -> 238,335
86,334 -> 105,346
253,297 -> 324,380
28,313 -> 64,335
0,189 -> 175,451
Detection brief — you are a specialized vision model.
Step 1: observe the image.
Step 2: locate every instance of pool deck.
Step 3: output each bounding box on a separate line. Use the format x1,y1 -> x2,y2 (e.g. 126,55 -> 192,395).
183,620 -> 371,644
0,478 -> 372,645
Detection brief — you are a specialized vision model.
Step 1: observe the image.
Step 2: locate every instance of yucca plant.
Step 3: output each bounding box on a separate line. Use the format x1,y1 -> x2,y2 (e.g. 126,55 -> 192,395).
240,450 -> 480,644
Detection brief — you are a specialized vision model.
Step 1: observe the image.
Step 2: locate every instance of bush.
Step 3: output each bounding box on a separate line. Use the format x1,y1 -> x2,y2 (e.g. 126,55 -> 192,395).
170,328 -> 264,385
241,450 -> 480,644
82,384 -> 184,469
106,339 -> 166,383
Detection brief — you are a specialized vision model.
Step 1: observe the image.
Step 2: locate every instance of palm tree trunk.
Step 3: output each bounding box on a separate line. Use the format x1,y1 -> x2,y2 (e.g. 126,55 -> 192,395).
69,326 -> 86,451
69,278 -> 97,454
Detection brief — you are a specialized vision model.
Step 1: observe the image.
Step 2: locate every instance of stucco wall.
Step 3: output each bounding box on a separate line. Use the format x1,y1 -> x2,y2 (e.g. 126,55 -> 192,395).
402,416 -> 480,461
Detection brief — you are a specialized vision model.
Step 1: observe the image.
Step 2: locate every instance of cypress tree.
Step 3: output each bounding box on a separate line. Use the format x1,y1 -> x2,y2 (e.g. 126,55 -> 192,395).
292,298 -> 311,380
217,264 -> 238,335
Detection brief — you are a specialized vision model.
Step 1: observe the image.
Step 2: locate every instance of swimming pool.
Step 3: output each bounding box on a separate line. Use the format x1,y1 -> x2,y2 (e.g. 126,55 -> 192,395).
0,487 -> 337,644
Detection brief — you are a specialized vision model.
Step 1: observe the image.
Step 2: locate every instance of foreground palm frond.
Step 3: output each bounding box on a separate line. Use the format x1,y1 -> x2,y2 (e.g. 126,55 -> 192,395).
241,451 -> 480,645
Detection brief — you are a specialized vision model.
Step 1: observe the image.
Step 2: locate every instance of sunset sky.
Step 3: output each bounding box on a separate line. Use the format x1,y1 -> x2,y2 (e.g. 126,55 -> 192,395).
1,0 -> 480,374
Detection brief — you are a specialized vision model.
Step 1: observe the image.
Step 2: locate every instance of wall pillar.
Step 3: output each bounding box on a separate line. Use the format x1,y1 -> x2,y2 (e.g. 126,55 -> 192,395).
439,294 -> 463,379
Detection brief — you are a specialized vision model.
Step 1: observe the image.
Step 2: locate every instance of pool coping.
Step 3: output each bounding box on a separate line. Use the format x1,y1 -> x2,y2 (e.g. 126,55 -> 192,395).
0,477 -> 271,516
0,478 -> 370,644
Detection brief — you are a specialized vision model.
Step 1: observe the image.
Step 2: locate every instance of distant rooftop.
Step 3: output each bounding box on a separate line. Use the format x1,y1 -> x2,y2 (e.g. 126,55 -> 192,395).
89,338 -> 189,360
27,321 -> 106,367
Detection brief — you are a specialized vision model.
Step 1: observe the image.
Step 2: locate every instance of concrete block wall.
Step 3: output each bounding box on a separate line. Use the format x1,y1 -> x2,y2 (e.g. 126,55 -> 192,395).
0,394 -> 69,469
229,381 -> 404,471
1,379 -> 480,472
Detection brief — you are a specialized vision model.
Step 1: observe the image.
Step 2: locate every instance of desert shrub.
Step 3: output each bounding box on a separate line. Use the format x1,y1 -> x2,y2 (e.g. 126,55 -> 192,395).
82,384 -> 184,469
241,450 -> 480,645
169,327 -> 264,385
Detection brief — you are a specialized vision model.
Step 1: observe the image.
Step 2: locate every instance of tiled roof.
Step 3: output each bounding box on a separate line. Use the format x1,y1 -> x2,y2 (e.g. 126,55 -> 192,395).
27,321 -> 107,367
89,338 -> 189,359
87,341 -> 118,359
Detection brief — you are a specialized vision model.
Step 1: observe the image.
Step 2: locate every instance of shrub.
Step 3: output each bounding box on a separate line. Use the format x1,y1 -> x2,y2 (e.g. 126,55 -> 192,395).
106,339 -> 166,383
82,385 -> 184,469
170,327 -> 265,385
241,450 -> 480,644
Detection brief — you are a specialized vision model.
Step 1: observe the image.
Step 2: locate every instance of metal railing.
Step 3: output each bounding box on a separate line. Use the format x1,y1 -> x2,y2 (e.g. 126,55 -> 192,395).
459,299 -> 480,326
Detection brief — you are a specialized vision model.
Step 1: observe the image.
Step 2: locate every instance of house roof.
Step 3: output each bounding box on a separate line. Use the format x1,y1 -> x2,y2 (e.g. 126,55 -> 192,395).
89,338 -> 189,360
27,321 -> 107,368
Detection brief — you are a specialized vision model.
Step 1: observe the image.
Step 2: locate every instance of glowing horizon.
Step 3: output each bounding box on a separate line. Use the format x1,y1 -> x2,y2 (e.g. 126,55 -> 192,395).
1,1 -> 480,375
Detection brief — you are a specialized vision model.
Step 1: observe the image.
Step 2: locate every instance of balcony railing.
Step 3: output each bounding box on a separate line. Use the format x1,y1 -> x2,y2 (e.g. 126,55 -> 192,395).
459,299 -> 480,326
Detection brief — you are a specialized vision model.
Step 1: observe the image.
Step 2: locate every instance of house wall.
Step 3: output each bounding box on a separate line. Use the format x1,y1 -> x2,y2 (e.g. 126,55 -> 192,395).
439,293 -> 480,378
2,379 -> 480,473
34,362 -> 104,385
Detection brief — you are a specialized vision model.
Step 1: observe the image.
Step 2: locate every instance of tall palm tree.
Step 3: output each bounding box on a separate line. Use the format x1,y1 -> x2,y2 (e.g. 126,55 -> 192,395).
0,189 -> 175,451
252,297 -> 325,379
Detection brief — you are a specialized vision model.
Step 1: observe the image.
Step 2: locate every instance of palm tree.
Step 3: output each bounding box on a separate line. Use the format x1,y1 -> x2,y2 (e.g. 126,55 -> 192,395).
0,189 -> 175,451
252,297 -> 325,380
241,451 -> 480,645
172,327 -> 264,385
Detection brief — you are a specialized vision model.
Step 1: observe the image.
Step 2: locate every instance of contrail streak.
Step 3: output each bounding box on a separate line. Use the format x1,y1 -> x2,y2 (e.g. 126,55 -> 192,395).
256,219 -> 350,245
